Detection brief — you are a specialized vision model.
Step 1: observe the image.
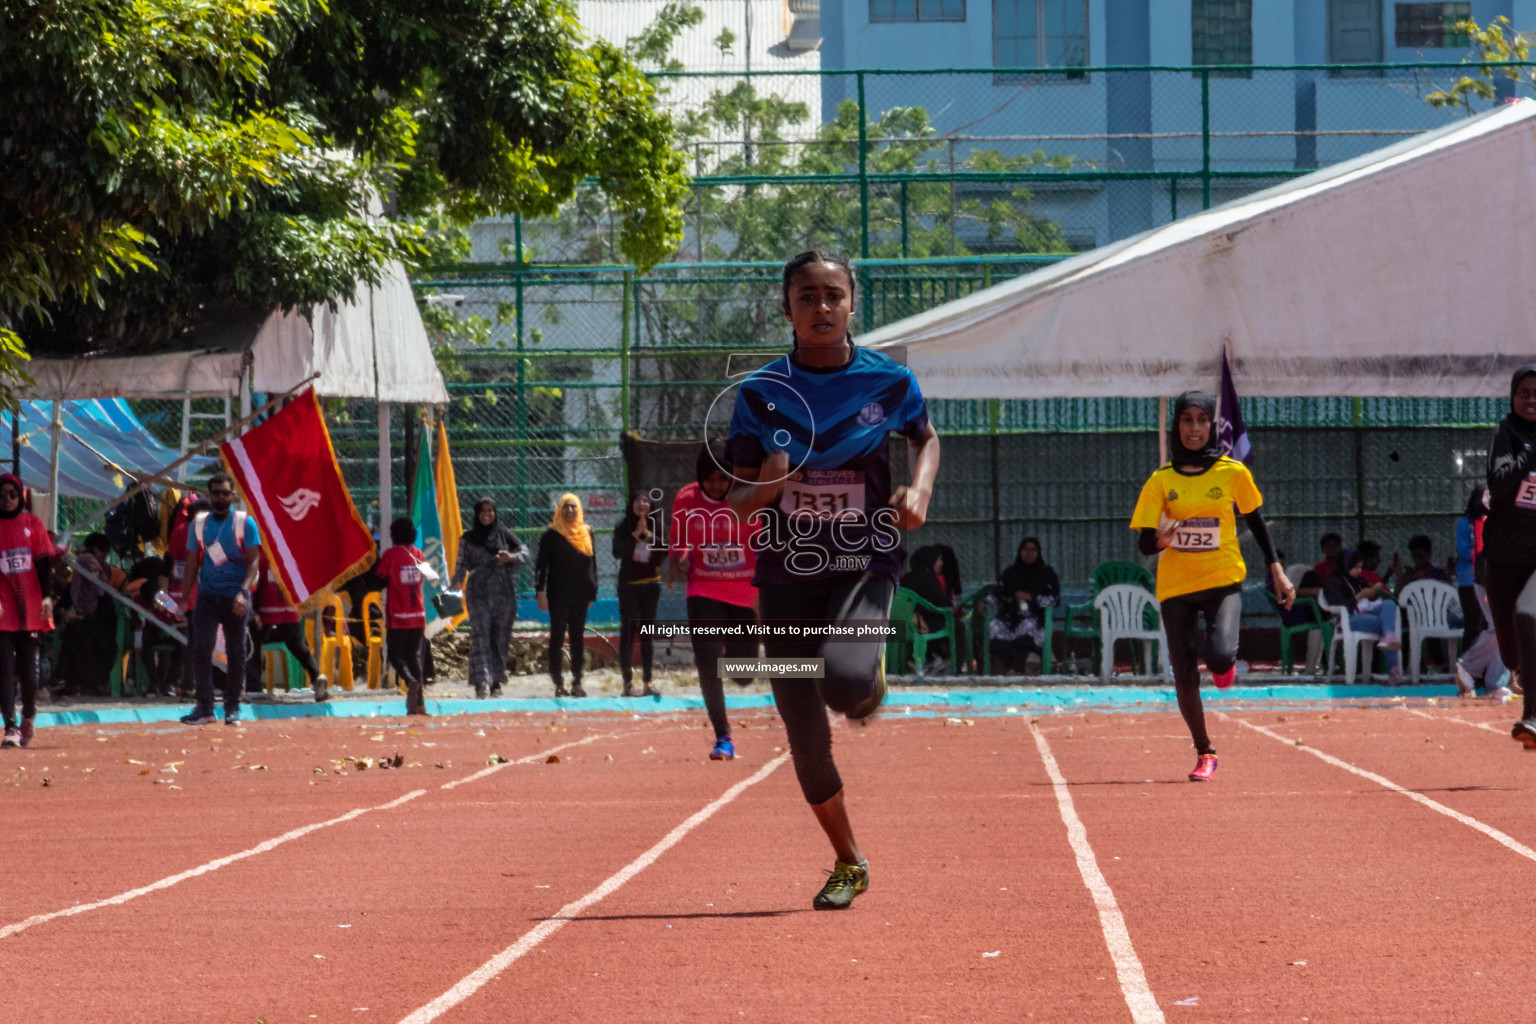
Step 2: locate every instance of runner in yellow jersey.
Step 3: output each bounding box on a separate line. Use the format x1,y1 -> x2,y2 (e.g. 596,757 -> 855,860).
1131,391 -> 1295,782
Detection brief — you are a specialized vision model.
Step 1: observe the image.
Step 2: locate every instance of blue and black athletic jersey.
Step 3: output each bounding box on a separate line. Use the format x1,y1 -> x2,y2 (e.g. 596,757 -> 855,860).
727,344 -> 930,585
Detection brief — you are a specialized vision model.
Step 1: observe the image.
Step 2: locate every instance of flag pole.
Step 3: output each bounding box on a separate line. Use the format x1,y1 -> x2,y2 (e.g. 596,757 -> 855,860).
56,373 -> 321,541
1157,395 -> 1168,466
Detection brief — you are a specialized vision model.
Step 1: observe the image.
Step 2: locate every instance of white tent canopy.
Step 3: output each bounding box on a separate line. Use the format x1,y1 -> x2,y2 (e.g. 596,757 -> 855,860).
863,100 -> 1536,398
24,262 -> 447,404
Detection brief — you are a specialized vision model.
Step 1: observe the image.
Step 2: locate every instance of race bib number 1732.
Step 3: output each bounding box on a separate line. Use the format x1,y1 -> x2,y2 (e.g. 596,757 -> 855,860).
1171,517 -> 1221,553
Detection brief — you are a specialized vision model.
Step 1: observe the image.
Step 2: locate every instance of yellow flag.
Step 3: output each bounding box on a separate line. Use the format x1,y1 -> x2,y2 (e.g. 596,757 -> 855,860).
434,417 -> 461,579
433,417 -> 469,629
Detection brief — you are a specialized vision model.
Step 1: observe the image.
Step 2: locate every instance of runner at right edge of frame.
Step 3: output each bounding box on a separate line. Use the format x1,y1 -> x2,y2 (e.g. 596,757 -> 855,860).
725,249 -> 940,910
1130,390 -> 1294,782
1480,365 -> 1536,748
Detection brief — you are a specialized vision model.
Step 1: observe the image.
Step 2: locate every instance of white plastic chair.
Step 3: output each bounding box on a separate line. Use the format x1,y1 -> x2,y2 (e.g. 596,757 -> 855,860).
1317,588 -> 1379,684
1094,584 -> 1170,683
1400,579 -> 1463,683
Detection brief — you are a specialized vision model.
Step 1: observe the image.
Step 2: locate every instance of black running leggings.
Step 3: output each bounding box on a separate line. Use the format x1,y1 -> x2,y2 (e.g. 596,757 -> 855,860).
619,582 -> 661,685
686,595 -> 757,738
547,597 -> 589,686
760,574 -> 894,805
1159,584 -> 1242,755
1483,557 -> 1536,720
0,630 -> 38,730
387,627 -> 426,714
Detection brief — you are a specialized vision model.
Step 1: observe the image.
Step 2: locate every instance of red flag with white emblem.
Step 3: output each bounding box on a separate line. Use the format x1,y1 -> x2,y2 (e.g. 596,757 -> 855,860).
220,389 -> 374,609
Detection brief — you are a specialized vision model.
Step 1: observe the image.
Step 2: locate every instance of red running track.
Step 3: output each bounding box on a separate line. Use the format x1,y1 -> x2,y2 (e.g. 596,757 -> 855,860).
6,698 -> 1536,1022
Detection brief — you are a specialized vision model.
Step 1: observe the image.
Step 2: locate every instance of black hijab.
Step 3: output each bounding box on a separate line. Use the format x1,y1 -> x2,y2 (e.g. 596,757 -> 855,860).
902,546 -> 950,608
1465,485 -> 1489,521
1502,366 -> 1536,446
1169,390 -> 1224,472
464,497 -> 514,555
696,439 -> 731,490
998,537 -> 1060,603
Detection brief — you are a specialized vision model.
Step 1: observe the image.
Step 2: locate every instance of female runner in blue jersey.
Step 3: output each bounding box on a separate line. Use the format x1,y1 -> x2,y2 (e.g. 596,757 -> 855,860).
727,250 -> 941,910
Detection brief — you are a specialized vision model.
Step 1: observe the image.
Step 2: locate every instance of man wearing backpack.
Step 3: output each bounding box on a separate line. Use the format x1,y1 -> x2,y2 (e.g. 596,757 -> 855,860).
178,472 -> 261,726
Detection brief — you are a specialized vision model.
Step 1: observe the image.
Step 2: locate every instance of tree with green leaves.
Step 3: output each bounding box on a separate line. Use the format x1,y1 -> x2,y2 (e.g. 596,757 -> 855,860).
1423,16 -> 1533,111
3,0 -> 689,374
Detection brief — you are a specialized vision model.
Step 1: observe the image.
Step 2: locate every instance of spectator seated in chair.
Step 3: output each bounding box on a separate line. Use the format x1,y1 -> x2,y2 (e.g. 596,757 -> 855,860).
1267,548 -> 1321,627
988,537 -> 1060,675
1322,548 -> 1404,683
902,546 -> 960,669
1312,532 -> 1346,583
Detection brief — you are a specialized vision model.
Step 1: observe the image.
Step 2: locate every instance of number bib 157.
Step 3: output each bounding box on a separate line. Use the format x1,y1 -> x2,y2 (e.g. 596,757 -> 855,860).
1,547 -> 31,575
1517,473 -> 1536,510
1171,517 -> 1221,553
780,470 -> 866,519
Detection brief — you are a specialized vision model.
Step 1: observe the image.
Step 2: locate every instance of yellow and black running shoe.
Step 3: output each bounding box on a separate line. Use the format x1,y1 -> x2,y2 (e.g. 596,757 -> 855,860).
812,859 -> 870,910
845,653 -> 887,721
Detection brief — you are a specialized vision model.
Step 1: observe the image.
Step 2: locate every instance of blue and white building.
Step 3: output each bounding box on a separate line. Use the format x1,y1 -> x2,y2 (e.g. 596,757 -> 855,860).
820,0 -> 1532,244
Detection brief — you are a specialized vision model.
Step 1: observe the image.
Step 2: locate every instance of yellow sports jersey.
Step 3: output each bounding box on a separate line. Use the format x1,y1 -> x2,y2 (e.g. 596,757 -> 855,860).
1130,456 -> 1263,601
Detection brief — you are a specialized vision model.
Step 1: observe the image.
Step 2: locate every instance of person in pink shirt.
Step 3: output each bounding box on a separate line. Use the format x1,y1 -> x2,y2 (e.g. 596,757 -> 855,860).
668,441 -> 759,761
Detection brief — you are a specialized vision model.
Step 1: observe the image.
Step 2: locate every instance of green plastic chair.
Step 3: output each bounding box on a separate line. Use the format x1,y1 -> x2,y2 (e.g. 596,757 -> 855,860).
887,587 -> 957,678
1265,590 -> 1333,675
1061,561 -> 1156,672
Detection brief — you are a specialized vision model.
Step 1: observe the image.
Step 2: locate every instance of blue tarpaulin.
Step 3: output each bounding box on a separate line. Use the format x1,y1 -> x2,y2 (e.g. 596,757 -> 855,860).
0,400 -> 216,501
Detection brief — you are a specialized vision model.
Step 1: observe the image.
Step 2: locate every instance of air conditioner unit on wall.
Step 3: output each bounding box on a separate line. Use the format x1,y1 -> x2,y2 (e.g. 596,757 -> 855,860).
785,0 -> 820,51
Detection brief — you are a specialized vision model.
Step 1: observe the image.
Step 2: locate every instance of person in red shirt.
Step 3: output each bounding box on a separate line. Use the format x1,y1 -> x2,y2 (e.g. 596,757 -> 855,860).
668,440 -> 759,761
245,549 -> 327,702
373,518 -> 429,716
0,474 -> 56,749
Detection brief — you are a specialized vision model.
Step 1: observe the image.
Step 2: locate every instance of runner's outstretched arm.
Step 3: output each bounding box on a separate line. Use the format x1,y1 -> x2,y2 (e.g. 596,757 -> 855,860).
890,423 -> 940,530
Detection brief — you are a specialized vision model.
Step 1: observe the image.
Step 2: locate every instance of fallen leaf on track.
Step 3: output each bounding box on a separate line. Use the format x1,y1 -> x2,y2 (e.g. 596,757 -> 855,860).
545,755 -> 560,764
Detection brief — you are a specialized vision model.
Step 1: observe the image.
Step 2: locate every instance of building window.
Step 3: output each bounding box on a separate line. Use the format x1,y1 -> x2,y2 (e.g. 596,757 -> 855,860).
1192,0 -> 1252,69
870,0 -> 964,23
993,0 -> 1089,71
1394,3 -> 1471,48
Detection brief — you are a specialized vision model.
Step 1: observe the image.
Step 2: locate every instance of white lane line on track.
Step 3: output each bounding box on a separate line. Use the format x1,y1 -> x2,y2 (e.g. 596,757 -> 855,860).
1404,706 -> 1503,734
1028,723 -> 1165,1024
1231,717 -> 1536,864
0,789 -> 424,941
398,752 -> 791,1024
0,733 -> 617,941
441,732 -> 611,789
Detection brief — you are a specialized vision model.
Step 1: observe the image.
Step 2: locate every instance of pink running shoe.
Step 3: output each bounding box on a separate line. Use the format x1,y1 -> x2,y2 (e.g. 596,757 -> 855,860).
1211,667 -> 1236,690
1188,752 -> 1218,782
18,718 -> 33,748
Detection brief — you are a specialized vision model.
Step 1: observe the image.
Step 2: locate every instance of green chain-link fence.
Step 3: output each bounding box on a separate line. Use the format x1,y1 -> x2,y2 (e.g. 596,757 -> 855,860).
62,62 -> 1512,599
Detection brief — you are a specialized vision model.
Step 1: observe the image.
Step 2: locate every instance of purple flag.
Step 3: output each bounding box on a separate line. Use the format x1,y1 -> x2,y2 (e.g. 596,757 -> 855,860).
1217,350 -> 1251,465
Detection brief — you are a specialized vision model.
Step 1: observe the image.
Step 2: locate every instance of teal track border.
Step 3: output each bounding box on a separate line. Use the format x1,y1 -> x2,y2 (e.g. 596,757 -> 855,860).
33,683 -> 1461,728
